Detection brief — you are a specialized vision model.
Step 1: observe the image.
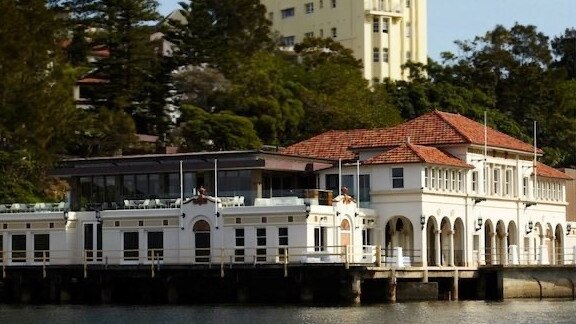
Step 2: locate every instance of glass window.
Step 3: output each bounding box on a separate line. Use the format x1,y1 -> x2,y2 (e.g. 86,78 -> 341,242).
472,171 -> 479,193
373,18 -> 379,33
34,234 -> 50,262
331,0 -> 336,8
406,0 -> 411,8
504,169 -> 512,196
123,232 -> 139,261
256,228 -> 266,262
281,7 -> 295,18
304,31 -> 314,38
278,227 -> 288,261
12,234 -> 26,262
282,36 -> 295,46
122,175 -> 135,198
382,19 -> 389,33
279,227 -> 288,246
331,27 -> 337,38
314,227 -> 327,251
424,168 -> 429,188
382,48 -> 389,63
105,176 -> 117,203
147,231 -> 163,260
305,2 -> 314,14
493,168 -> 500,195
392,168 -> 404,188
235,228 -> 245,262
167,173 -> 179,198
451,171 -> 456,191
438,170 -> 444,190
148,174 -> 160,197
136,174 -> 148,195
359,175 -> 371,207
444,170 -> 449,190
373,47 -> 379,62
93,176 -> 105,202
522,177 -> 529,197
457,171 -> 463,191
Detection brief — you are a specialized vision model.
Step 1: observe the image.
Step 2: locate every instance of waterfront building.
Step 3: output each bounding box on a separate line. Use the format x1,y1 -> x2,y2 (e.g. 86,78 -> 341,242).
0,111 -> 573,269
261,0 -> 427,82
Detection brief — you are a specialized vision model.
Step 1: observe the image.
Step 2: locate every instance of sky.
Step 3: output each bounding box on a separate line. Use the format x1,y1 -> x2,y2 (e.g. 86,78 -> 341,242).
157,0 -> 576,61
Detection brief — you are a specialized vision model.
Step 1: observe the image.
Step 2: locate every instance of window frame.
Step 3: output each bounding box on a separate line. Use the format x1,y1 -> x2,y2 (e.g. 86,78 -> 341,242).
391,167 -> 404,189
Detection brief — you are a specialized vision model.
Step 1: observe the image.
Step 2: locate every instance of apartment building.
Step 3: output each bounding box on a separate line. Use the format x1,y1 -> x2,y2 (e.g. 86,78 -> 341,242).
261,0 -> 427,81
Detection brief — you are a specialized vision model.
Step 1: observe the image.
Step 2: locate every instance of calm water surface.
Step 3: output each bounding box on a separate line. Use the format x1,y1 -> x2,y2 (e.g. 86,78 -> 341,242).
1,300 -> 574,324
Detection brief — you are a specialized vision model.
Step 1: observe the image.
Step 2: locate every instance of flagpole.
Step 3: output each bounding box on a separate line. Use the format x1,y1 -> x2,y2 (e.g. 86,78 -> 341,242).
356,159 -> 360,207
483,111 -> 488,196
180,160 -> 184,229
338,158 -> 342,194
533,121 -> 537,200
214,158 -> 218,214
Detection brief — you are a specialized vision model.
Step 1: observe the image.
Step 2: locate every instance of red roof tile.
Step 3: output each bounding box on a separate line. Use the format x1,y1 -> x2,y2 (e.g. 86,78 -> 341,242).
364,143 -> 473,168
282,111 -> 540,160
535,162 -> 573,180
281,129 -> 368,160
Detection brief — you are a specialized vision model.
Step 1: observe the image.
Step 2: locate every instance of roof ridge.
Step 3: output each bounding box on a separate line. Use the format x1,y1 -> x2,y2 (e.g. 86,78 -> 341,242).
433,110 -> 474,143
406,143 -> 427,162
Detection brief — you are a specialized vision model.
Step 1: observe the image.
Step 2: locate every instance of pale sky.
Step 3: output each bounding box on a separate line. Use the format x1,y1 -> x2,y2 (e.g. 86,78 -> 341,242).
158,0 -> 576,61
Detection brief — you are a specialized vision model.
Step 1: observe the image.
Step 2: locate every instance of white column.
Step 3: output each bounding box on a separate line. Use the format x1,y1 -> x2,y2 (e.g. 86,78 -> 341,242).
508,245 -> 519,265
551,236 -> 556,265
490,233 -> 497,265
449,230 -> 455,267
435,230 -> 441,266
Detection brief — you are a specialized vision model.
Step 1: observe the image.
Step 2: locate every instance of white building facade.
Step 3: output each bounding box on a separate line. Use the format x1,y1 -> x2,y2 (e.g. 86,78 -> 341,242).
261,0 -> 427,81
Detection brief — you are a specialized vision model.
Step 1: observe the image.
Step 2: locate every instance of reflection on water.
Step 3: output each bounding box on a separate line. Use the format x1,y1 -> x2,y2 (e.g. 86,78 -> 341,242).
1,300 -> 575,324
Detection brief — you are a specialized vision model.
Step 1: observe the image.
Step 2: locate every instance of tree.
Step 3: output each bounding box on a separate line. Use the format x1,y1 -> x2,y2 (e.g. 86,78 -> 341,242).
0,0 -> 78,201
176,105 -> 261,151
551,28 -> 576,80
165,0 -> 273,74
62,0 -> 164,133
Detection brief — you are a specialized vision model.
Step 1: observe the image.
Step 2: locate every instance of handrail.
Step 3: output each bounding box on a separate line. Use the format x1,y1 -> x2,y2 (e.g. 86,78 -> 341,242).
1,246 -> 574,269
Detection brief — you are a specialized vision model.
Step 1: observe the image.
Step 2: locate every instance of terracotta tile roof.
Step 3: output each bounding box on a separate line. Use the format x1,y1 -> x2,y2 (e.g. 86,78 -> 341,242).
281,129 -> 368,160
364,143 -> 473,168
282,111 -> 539,160
535,162 -> 573,180
437,111 -> 538,153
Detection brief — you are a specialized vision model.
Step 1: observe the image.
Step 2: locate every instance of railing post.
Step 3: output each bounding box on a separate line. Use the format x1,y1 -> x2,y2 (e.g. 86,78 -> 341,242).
283,248 -> 288,277
220,248 -> 224,278
376,245 -> 382,267
345,246 -> 350,269
42,250 -> 46,279
151,250 -> 155,278
83,250 -> 88,279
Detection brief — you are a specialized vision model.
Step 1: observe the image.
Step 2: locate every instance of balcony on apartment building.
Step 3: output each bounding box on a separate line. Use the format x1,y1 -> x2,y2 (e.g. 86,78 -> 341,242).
365,0 -> 405,18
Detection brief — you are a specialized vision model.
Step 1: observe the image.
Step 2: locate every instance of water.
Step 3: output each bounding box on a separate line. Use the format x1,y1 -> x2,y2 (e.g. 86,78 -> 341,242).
0,300 -> 574,324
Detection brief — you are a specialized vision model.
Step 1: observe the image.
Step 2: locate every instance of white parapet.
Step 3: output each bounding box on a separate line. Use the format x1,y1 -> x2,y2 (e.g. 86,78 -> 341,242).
508,245 -> 519,265
573,246 -> 576,265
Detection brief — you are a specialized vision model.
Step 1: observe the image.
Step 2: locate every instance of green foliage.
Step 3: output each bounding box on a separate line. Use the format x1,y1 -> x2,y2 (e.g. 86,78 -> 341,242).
165,0 -> 273,73
178,105 -> 261,151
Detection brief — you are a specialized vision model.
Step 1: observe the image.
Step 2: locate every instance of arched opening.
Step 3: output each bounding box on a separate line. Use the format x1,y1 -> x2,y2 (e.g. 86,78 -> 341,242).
440,217 -> 451,266
495,220 -> 506,265
555,224 -> 564,265
453,218 -> 465,266
507,221 -> 518,264
426,216 -> 439,266
484,220 -> 494,265
193,220 -> 211,263
384,216 -> 414,262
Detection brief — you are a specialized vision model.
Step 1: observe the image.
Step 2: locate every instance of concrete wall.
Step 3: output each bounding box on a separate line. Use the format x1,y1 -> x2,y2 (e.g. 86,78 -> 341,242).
500,267 -> 576,299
